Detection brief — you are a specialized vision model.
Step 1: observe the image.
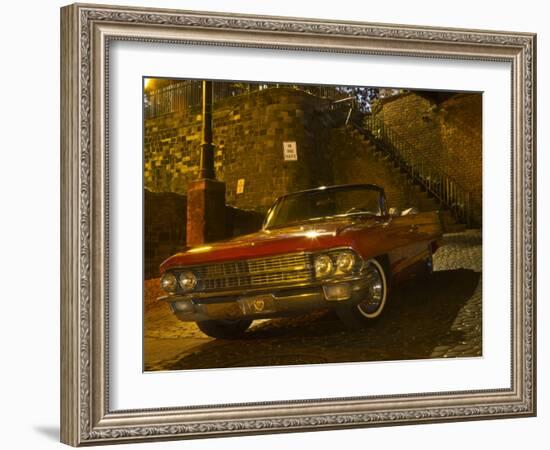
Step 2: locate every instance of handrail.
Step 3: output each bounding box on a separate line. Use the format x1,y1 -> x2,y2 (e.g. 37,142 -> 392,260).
355,114 -> 474,227
144,81 -> 349,119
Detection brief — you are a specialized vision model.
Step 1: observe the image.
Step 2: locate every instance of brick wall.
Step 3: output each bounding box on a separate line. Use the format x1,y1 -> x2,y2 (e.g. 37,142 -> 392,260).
144,189 -> 187,279
145,87 -> 336,214
146,89 -> 481,220
329,127 -> 440,213
144,189 -> 264,279
372,92 -> 482,223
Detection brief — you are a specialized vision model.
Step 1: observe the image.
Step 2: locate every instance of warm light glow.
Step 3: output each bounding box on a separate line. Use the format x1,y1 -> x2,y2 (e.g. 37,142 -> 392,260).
144,78 -> 152,90
264,209 -> 275,227
187,245 -> 213,253
304,230 -> 321,239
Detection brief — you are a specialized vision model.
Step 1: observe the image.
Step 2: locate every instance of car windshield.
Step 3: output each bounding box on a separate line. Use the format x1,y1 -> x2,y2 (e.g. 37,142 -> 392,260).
264,186 -> 383,229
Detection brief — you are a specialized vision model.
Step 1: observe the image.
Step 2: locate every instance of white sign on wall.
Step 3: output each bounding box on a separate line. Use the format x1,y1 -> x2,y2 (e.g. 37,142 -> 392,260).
283,141 -> 298,161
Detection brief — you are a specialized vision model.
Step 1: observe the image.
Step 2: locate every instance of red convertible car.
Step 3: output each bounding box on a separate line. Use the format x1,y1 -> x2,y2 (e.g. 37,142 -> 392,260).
159,184 -> 442,338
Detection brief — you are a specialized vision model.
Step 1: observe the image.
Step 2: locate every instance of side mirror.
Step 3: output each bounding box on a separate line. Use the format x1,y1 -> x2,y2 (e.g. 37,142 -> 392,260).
389,207 -> 401,217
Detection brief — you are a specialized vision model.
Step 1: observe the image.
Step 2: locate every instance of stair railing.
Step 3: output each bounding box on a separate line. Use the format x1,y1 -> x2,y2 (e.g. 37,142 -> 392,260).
355,114 -> 474,227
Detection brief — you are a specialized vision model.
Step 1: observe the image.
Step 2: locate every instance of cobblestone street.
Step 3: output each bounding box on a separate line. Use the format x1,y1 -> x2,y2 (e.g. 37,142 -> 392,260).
144,230 -> 482,371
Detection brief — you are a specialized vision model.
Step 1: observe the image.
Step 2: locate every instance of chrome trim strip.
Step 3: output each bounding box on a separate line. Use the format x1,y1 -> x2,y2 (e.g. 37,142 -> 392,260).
158,274 -> 365,301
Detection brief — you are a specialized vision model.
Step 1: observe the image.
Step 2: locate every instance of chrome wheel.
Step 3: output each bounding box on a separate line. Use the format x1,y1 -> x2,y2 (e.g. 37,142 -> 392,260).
356,259 -> 387,319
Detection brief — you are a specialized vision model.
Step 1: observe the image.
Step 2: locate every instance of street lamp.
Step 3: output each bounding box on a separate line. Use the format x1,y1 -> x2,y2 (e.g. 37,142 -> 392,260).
198,79 -> 215,180
186,79 -> 226,246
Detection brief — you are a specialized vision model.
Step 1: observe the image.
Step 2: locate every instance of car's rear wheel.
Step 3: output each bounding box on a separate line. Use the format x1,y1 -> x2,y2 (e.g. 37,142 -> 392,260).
336,258 -> 388,329
196,318 -> 252,339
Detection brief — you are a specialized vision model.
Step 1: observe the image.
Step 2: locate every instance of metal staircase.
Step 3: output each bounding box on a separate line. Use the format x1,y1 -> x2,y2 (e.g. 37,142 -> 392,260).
348,114 -> 476,228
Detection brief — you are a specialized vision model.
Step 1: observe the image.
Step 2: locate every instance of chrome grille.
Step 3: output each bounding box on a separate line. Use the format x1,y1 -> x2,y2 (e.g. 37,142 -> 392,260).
182,253 -> 313,292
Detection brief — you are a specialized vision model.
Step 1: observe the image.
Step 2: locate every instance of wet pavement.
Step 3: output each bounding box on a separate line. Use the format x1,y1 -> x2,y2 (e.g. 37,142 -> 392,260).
144,230 -> 482,371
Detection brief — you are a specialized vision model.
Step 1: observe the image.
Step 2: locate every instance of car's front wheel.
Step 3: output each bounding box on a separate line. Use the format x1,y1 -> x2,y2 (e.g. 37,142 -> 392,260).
336,258 -> 388,329
197,318 -> 252,339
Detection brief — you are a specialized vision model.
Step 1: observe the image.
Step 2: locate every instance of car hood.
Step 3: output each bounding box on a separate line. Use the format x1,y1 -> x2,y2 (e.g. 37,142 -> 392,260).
160,216 -> 385,271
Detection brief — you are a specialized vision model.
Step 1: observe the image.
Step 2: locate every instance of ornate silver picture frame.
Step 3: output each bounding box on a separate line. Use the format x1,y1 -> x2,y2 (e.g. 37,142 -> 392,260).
60,3 -> 536,446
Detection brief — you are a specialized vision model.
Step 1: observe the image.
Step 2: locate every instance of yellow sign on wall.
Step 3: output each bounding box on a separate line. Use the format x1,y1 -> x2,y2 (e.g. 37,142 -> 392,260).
236,178 -> 245,194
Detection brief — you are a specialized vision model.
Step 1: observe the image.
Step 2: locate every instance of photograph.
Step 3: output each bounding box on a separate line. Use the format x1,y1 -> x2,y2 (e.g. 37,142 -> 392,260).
57,2 -> 536,445
0,0 -> 545,446
143,78 -> 483,371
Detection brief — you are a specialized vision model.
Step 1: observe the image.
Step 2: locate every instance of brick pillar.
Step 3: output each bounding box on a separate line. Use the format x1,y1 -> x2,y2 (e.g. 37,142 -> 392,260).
186,179 -> 226,247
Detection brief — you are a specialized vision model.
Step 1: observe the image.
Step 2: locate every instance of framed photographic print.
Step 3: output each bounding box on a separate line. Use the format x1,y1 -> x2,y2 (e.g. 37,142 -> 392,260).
60,3 -> 536,446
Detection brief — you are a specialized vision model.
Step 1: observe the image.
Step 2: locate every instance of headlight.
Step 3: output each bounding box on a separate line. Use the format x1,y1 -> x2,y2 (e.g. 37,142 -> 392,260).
314,254 -> 334,278
160,272 -> 177,293
336,251 -> 357,273
314,250 -> 361,279
178,271 -> 197,292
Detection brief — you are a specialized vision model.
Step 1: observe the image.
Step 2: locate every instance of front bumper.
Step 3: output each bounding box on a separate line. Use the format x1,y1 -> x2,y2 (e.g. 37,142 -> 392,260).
158,277 -> 370,322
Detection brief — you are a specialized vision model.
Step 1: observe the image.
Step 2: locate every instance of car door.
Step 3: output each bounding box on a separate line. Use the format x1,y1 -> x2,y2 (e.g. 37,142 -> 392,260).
386,211 -> 439,280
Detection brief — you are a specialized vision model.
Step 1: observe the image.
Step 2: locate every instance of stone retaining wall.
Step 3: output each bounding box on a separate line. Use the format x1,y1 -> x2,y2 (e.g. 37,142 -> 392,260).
144,189 -> 264,279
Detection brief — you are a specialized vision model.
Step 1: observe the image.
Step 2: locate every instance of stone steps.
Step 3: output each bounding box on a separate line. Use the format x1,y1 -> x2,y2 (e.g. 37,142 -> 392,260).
350,128 -> 466,233
349,126 -> 466,230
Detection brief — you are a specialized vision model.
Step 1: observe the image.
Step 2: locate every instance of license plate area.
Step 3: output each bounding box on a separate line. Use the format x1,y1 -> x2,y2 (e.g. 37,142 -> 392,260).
237,294 -> 276,315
